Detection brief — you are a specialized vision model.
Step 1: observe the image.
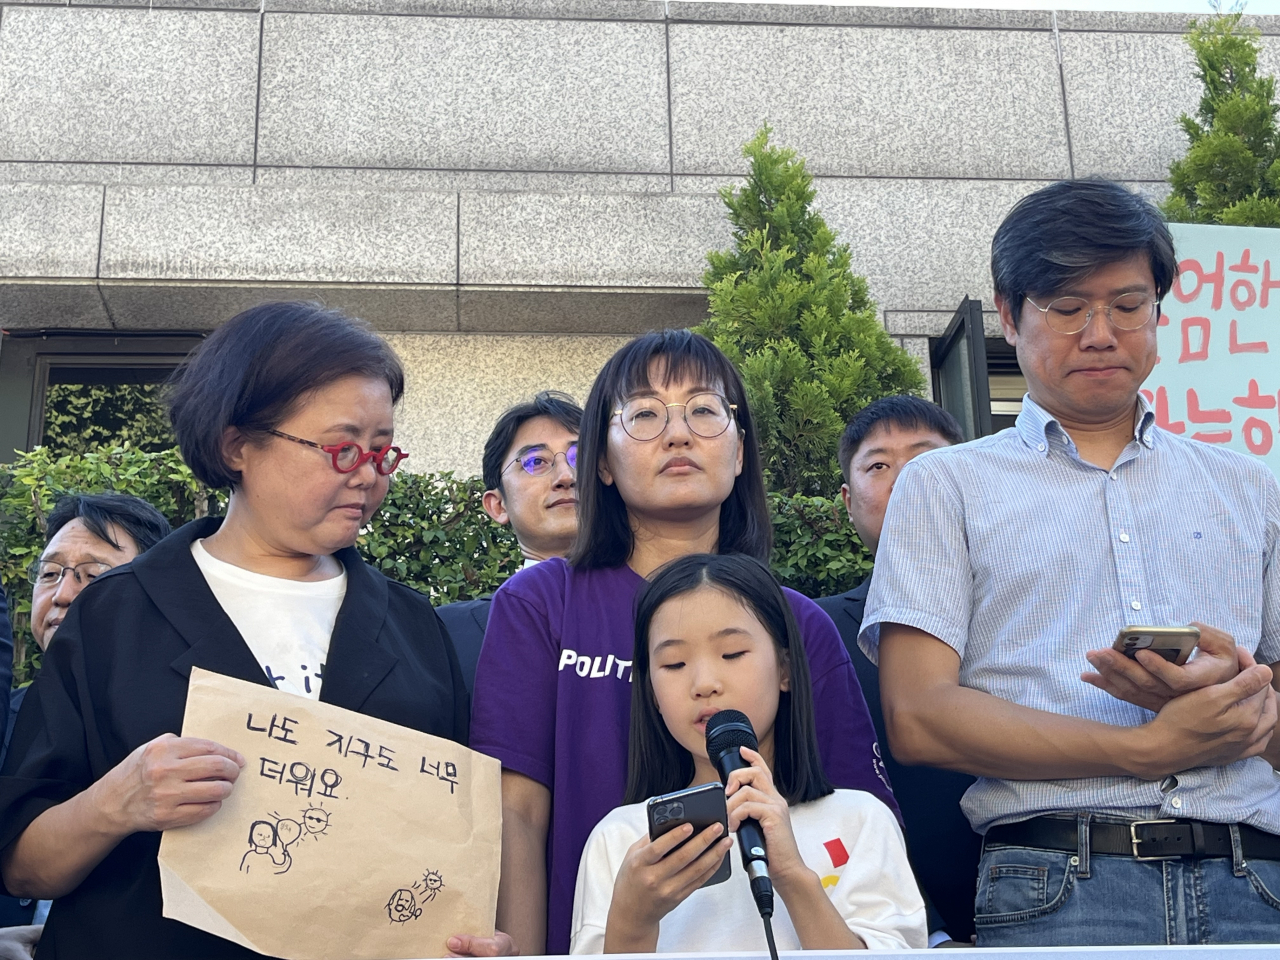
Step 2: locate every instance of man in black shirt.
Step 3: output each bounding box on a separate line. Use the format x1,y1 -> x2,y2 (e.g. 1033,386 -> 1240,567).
437,392 -> 582,692
817,395 -> 974,946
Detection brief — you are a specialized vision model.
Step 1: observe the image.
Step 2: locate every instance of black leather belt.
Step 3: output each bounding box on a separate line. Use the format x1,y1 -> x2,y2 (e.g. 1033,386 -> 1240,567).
986,816 -> 1280,862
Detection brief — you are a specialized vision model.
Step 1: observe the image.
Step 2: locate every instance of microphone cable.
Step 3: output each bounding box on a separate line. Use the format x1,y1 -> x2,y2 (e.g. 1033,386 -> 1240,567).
763,914 -> 780,960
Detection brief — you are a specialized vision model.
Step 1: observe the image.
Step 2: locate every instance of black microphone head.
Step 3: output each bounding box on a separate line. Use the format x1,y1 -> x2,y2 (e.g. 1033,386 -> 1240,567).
705,709 -> 759,767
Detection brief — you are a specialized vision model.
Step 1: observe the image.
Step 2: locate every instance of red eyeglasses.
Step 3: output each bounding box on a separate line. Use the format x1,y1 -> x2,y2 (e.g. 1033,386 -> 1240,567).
267,430 -> 409,475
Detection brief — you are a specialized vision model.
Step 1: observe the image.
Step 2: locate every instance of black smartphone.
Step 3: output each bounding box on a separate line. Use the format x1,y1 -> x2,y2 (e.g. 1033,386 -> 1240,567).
645,782 -> 732,887
1112,625 -> 1201,666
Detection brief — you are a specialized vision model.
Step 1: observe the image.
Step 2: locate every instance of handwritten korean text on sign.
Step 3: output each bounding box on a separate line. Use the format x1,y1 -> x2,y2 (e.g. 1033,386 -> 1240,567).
1145,223 -> 1280,479
158,668 -> 501,960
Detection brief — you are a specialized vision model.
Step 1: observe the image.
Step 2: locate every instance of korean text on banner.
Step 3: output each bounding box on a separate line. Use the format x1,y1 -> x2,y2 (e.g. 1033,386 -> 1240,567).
158,668 -> 501,960
1148,223 -> 1280,478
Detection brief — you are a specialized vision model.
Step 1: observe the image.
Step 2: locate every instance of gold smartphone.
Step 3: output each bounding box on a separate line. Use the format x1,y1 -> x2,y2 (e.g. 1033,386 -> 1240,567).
1112,625 -> 1201,666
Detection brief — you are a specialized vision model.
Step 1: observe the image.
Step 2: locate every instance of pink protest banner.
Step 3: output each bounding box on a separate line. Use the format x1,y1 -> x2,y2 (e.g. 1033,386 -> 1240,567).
1145,223 -> 1280,479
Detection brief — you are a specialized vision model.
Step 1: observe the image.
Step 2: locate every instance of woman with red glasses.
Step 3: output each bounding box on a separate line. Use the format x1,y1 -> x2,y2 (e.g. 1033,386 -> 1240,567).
0,302 -> 492,959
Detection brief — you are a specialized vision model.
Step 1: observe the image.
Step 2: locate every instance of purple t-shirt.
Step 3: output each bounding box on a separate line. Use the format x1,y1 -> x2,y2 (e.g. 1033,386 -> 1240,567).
470,559 -> 897,956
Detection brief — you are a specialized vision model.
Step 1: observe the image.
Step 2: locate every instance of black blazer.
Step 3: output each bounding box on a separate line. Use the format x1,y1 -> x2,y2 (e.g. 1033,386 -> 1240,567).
817,578 -> 980,944
0,518 -> 468,959
434,596 -> 491,695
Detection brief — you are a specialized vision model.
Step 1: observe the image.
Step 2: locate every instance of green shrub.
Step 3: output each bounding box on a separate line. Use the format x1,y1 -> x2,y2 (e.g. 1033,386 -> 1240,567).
768,492 -> 870,599
41,383 -> 176,457
2,447 -> 865,685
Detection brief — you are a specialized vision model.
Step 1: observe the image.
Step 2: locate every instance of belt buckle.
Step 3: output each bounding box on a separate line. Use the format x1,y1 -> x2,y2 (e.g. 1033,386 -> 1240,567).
1131,819 -> 1181,861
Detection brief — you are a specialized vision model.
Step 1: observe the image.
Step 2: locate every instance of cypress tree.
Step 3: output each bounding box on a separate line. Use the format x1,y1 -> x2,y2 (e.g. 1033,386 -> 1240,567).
1164,12 -> 1280,226
697,126 -> 925,497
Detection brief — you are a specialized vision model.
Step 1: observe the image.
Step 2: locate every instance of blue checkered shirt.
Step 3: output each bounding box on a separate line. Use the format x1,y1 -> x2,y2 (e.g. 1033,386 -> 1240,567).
860,394 -> 1280,835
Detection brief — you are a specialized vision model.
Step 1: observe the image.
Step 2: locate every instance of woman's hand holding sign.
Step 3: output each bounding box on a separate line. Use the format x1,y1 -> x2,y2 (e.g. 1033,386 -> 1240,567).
2,733 -> 244,900
99,733 -> 246,833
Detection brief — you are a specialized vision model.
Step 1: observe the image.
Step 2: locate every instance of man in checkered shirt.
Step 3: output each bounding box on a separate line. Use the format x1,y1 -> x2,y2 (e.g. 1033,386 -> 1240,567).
861,179 -> 1280,947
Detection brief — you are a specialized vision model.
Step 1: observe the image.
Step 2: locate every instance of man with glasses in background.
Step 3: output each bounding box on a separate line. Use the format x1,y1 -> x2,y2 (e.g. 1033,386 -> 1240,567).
437,392 -> 582,692
863,179 -> 1280,945
0,493 -> 169,944
18,493 -> 171,717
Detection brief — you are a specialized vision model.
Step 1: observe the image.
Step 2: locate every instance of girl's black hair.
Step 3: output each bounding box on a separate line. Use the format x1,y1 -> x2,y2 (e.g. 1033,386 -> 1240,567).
166,301 -> 405,489
569,329 -> 772,569
625,553 -> 833,806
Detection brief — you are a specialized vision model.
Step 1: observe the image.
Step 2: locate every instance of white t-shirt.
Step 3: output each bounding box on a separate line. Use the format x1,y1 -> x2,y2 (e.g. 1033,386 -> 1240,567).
570,788 -> 927,953
190,540 -> 346,700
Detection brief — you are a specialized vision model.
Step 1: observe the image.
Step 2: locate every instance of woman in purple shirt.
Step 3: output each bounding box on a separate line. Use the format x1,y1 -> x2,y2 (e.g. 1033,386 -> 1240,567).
470,330 -> 897,956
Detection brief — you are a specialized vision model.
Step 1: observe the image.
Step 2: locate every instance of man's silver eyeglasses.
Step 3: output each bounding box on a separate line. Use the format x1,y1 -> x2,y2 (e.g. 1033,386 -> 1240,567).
503,444 -> 578,477
28,560 -> 114,587
613,393 -> 737,442
1024,293 -> 1160,335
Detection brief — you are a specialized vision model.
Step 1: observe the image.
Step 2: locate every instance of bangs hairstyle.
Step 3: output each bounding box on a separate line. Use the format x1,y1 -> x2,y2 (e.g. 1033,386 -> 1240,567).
166,301 -> 405,489
569,330 -> 771,570
625,553 -> 833,806
991,178 -> 1176,326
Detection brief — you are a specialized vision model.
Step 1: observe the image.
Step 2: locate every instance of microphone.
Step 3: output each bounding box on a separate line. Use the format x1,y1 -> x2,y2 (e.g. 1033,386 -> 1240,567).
705,709 -> 774,921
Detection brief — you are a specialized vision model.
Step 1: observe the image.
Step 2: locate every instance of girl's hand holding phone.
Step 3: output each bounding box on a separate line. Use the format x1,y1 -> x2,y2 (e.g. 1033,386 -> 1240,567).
603,821 -> 733,953
723,746 -> 809,888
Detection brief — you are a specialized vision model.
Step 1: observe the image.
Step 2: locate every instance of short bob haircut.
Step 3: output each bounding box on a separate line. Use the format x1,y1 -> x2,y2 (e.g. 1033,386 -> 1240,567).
45,493 -> 171,555
991,178 -> 1177,327
481,391 -> 584,493
167,302 -> 405,489
625,553 -> 834,806
569,330 -> 771,570
838,395 -> 964,482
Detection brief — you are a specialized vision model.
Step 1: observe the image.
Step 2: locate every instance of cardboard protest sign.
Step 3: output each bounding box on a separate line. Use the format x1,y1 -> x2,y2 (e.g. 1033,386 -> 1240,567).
1146,223 -> 1280,480
158,668 -> 501,960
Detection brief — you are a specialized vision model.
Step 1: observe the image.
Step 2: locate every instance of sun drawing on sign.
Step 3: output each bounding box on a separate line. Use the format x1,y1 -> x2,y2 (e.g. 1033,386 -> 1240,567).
301,804 -> 331,838
419,870 -> 445,902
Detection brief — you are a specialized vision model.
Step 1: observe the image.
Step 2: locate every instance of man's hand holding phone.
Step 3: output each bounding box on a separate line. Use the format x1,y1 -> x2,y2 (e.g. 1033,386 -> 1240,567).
1083,622 -> 1241,712
1080,622 -> 1276,776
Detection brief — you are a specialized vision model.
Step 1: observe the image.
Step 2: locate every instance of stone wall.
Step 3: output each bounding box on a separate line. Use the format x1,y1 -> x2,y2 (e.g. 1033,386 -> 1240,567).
0,1 -> 1260,472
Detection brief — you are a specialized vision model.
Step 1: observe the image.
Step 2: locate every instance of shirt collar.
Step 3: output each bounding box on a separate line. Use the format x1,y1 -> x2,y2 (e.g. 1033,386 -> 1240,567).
1015,393 -> 1157,458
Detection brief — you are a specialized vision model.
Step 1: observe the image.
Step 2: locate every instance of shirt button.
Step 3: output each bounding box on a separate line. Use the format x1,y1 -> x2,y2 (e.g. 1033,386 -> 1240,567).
1037,443 -> 1046,452
1110,472 -> 1118,480
1119,533 -> 1130,543
1131,600 -> 1142,611
1171,797 -> 1183,809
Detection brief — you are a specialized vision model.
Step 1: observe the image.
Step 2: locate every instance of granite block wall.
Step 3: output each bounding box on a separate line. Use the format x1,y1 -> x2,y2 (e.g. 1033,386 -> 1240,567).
0,0 -> 1245,471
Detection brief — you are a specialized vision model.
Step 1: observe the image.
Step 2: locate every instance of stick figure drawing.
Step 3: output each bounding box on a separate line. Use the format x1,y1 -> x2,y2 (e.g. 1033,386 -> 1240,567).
240,821 -> 278,874
239,813 -> 307,876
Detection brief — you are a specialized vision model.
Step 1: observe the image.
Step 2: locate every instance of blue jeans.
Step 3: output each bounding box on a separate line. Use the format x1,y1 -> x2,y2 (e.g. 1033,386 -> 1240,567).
975,824 -> 1280,945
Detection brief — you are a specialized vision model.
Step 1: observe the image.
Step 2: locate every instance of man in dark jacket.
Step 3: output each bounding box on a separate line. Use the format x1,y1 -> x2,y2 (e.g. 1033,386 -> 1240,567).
816,395 -> 975,946
0,494 -> 170,939
10,494 -> 171,754
436,392 -> 581,692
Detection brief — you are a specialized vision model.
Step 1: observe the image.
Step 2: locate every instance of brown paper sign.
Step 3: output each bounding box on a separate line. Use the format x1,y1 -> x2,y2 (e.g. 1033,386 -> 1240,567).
158,668 -> 501,959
